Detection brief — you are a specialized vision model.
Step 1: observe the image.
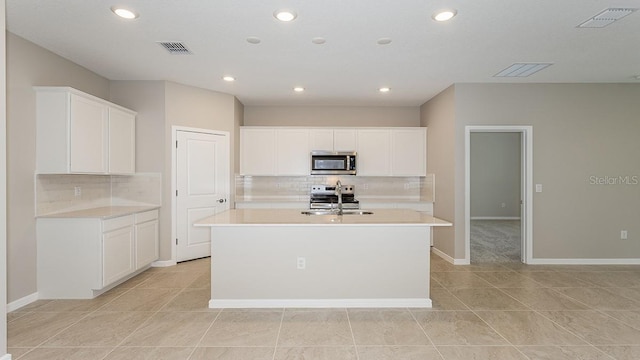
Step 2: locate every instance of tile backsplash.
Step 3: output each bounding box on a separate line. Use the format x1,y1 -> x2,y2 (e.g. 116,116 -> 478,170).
36,173 -> 162,216
236,174 -> 434,202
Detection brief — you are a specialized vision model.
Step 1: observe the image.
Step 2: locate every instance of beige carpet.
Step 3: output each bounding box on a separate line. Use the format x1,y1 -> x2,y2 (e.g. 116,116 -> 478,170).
470,220 -> 521,263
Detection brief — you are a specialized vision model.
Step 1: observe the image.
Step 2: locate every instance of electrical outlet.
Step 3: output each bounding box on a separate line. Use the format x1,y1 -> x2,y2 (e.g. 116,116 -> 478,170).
501,202 -> 506,208
621,230 -> 628,240
297,257 -> 306,270
74,186 -> 81,197
362,184 -> 369,190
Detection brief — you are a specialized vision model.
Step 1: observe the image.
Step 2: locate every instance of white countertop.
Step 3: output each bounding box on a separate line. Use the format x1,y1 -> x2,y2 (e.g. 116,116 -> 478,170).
195,209 -> 452,227
37,205 -> 160,219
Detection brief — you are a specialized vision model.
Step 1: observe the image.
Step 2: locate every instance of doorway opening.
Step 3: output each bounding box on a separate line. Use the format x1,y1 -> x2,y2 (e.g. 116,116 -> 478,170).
465,126 -> 533,264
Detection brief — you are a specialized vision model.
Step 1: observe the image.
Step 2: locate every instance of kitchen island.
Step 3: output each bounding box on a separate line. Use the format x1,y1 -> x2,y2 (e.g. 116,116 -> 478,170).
195,208 -> 451,308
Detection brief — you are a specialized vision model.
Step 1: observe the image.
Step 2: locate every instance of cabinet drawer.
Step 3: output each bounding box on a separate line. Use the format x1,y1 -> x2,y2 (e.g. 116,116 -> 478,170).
135,209 -> 158,224
103,215 -> 134,232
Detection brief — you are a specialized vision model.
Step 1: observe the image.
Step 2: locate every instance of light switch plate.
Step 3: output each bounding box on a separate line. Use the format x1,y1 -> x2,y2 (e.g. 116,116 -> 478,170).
535,184 -> 543,193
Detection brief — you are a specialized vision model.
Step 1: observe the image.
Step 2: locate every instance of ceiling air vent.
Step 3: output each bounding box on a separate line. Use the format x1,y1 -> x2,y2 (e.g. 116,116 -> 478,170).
157,41 -> 193,54
578,8 -> 637,28
494,63 -> 553,78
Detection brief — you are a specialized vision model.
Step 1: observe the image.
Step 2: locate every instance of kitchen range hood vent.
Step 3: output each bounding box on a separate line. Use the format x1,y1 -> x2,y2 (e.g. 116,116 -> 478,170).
494,63 -> 553,78
577,8 -> 637,28
157,41 -> 193,54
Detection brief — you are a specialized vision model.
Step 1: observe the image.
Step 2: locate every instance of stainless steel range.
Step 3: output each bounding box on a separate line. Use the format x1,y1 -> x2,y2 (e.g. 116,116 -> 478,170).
310,183 -> 360,210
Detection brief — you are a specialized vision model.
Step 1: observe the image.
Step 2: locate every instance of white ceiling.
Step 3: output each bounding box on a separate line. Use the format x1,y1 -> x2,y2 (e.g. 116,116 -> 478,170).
6,0 -> 640,106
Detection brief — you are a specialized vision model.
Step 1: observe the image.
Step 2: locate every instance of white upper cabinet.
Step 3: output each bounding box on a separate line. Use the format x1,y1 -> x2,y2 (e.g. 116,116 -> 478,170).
356,129 -> 391,176
240,127 -> 276,175
241,127 -> 311,175
276,129 -> 310,175
240,126 -> 427,177
391,128 -> 426,176
309,128 -> 357,152
333,129 -> 357,151
35,87 -> 136,174
108,107 -> 136,174
68,94 -> 109,173
309,129 -> 334,151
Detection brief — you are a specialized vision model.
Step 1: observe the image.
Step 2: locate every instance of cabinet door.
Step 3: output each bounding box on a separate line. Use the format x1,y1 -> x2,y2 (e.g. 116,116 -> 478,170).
135,219 -> 158,270
334,129 -> 357,151
240,128 -> 276,175
309,129 -> 334,151
70,94 -> 108,173
102,226 -> 134,287
108,107 -> 136,174
391,129 -> 426,176
276,129 -> 310,175
357,129 -> 391,176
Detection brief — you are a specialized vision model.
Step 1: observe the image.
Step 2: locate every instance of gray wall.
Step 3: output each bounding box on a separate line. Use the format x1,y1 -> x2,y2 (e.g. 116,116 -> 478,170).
2,0 -> 9,353
6,32 -> 110,303
244,106 -> 420,127
110,81 -> 242,261
420,86 -> 457,257
423,83 -> 640,260
470,133 -> 521,218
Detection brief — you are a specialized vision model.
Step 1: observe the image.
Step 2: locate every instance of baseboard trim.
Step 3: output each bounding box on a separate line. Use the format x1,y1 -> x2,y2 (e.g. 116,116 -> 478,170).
7,292 -> 39,312
151,259 -> 177,267
1,353 -> 12,360
471,217 -> 521,220
529,258 -> 640,265
431,247 -> 470,265
209,298 -> 432,309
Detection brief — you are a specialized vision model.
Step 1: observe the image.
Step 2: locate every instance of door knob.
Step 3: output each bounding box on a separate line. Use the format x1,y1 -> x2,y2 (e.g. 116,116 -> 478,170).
217,199 -> 226,203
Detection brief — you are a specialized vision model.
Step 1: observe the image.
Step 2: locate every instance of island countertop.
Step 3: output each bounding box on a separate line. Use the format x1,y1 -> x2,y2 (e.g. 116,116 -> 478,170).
194,208 -> 452,227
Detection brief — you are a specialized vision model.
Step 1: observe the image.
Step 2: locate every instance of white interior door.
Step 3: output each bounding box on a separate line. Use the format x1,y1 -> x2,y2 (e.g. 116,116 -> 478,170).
176,130 -> 229,262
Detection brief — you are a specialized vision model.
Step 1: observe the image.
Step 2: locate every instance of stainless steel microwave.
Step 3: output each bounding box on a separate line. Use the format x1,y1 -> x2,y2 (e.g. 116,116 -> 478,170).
310,151 -> 357,175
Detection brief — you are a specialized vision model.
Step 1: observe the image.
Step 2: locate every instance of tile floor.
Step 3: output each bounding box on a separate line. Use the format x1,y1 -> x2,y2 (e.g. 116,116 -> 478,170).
7,255 -> 640,360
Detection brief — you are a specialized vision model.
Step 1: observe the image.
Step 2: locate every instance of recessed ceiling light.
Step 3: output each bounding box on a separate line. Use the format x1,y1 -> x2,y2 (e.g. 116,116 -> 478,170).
111,6 -> 139,19
379,87 -> 391,93
222,76 -> 236,82
312,37 -> 326,45
246,37 -> 261,44
274,9 -> 297,22
377,38 -> 392,45
432,9 -> 457,22
293,87 -> 305,92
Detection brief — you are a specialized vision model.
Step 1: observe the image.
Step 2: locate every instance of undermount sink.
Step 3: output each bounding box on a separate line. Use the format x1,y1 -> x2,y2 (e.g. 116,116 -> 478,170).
301,210 -> 374,216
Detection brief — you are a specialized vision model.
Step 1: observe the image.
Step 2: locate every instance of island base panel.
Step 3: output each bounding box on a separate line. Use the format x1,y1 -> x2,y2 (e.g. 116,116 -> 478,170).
209,225 -> 431,308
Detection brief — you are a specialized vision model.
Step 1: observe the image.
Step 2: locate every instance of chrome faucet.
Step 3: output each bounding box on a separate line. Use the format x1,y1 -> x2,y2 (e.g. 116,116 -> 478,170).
335,180 -> 343,215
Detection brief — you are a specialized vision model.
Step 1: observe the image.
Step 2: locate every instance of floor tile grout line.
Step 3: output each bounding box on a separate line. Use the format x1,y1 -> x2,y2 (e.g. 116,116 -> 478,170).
407,308 -> 445,360
271,308 -> 286,360
443,286 -> 519,348
96,283 -> 192,360
344,308 -> 360,360
185,306 -> 223,360
444,280 -> 602,359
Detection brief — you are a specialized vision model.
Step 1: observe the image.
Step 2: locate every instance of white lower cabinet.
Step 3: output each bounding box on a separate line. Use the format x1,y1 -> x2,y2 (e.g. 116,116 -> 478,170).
37,209 -> 159,299
102,220 -> 135,287
135,212 -> 159,270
